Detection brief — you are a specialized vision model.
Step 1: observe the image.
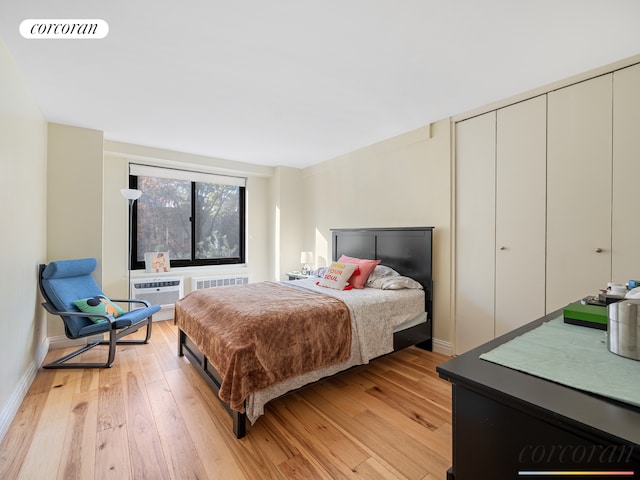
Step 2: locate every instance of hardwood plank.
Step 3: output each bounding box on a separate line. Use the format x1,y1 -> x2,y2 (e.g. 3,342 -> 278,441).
123,371 -> 171,479
368,366 -> 451,410
239,414 -> 309,480
314,371 -> 452,462
148,324 -> 182,373
96,419 -> 131,480
57,389 -> 98,480
145,378 -> 208,479
95,362 -> 132,479
138,349 -> 165,385
97,365 -> 126,432
303,377 -> 449,478
16,371 -> 76,479
194,383 -> 294,480
278,452 -> 330,480
351,409 -> 449,478
78,366 -> 100,393
153,319 -> 179,347
265,395 -> 370,479
0,392 -> 48,479
359,370 -> 451,431
353,457 -> 404,480
301,382 -> 424,478
164,368 -> 249,479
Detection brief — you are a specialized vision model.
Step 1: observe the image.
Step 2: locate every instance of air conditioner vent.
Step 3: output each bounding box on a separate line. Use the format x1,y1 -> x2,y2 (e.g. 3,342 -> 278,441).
133,279 -> 182,289
191,274 -> 249,291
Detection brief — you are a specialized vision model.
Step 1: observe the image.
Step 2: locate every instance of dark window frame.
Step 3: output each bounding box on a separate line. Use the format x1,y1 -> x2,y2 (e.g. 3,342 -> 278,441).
129,175 -> 246,270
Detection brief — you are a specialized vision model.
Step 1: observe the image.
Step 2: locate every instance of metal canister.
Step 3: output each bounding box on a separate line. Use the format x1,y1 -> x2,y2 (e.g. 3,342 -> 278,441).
607,299 -> 640,361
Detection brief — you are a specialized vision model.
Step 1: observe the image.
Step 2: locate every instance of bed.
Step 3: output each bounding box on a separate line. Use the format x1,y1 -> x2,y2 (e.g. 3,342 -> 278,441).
176,227 -> 434,438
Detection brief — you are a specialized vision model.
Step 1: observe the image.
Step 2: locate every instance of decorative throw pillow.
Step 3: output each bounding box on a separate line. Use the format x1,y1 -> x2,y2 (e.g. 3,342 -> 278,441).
369,275 -> 423,290
366,265 -> 400,285
316,262 -> 358,290
73,295 -> 126,323
310,267 -> 328,278
338,255 -> 381,289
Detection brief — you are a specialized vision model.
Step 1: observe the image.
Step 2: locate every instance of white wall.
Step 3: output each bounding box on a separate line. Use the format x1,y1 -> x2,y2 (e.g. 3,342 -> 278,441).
0,38 -> 48,440
299,121 -> 453,350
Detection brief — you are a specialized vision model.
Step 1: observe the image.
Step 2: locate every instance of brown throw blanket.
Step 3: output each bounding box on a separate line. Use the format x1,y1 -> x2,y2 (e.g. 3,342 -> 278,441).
174,282 -> 351,412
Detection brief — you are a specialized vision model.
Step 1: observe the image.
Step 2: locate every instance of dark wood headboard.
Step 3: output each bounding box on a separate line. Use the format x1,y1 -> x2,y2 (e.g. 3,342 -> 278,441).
331,227 -> 434,319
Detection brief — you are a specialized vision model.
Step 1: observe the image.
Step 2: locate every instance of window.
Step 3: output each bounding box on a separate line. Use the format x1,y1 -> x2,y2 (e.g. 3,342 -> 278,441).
129,164 -> 246,270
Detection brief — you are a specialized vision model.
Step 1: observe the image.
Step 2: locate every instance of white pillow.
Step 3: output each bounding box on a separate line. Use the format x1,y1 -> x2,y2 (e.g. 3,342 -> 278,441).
310,267 -> 327,278
369,275 -> 423,290
366,265 -> 400,285
317,262 -> 358,290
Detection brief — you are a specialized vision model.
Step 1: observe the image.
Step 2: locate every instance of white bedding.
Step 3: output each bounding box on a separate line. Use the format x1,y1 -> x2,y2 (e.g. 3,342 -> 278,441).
245,278 -> 425,423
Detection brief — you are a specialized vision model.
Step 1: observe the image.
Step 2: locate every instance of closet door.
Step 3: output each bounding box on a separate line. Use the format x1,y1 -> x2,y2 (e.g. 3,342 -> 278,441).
455,111 -> 496,354
495,96 -> 547,336
612,63 -> 640,284
547,75 -> 613,312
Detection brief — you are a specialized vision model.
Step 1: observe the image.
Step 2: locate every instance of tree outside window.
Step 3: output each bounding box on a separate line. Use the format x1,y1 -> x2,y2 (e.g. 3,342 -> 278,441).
130,173 -> 245,269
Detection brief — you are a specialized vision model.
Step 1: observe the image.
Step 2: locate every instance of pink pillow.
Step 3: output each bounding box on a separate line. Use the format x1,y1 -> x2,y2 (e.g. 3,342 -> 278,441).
338,255 -> 381,289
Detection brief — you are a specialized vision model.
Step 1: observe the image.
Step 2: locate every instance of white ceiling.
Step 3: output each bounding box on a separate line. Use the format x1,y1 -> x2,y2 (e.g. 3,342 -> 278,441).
1,1 -> 639,168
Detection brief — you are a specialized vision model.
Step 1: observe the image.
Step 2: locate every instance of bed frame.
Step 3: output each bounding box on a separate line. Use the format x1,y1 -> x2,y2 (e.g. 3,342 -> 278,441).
178,226 -> 434,438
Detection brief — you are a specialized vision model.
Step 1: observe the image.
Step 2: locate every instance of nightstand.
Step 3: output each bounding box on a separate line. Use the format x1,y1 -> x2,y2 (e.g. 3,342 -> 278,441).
286,271 -> 309,281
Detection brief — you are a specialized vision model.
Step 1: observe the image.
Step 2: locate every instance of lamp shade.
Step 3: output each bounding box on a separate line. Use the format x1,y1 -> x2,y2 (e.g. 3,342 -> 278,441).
120,188 -> 142,201
300,251 -> 313,264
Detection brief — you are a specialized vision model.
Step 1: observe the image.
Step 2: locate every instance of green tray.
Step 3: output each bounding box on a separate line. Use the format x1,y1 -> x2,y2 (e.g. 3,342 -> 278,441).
563,302 -> 608,330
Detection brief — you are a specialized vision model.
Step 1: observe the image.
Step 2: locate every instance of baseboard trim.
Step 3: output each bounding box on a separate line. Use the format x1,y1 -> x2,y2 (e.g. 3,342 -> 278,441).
0,337 -> 49,443
432,337 -> 453,357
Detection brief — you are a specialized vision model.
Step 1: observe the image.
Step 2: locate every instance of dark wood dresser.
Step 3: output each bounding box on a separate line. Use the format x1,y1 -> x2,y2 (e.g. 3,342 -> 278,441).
437,310 -> 640,479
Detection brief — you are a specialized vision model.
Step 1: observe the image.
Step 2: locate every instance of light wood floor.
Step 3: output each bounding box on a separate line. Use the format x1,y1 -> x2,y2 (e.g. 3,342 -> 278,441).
0,320 -> 453,480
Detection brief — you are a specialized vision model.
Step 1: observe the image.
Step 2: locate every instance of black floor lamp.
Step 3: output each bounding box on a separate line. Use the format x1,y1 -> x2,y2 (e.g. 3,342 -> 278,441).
121,188 -> 142,299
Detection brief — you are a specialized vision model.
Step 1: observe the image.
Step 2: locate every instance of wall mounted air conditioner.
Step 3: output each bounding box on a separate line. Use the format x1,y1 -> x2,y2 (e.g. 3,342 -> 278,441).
131,277 -> 184,321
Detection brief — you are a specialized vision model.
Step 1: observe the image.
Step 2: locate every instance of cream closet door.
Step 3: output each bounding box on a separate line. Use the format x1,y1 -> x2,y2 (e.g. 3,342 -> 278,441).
612,63 -> 640,283
495,96 -> 547,336
547,75 -> 613,312
455,111 -> 496,354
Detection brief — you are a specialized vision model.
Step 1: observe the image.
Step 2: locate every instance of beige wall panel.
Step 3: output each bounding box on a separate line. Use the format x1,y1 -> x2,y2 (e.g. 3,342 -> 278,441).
47,124 -> 104,265
245,175 -> 272,283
